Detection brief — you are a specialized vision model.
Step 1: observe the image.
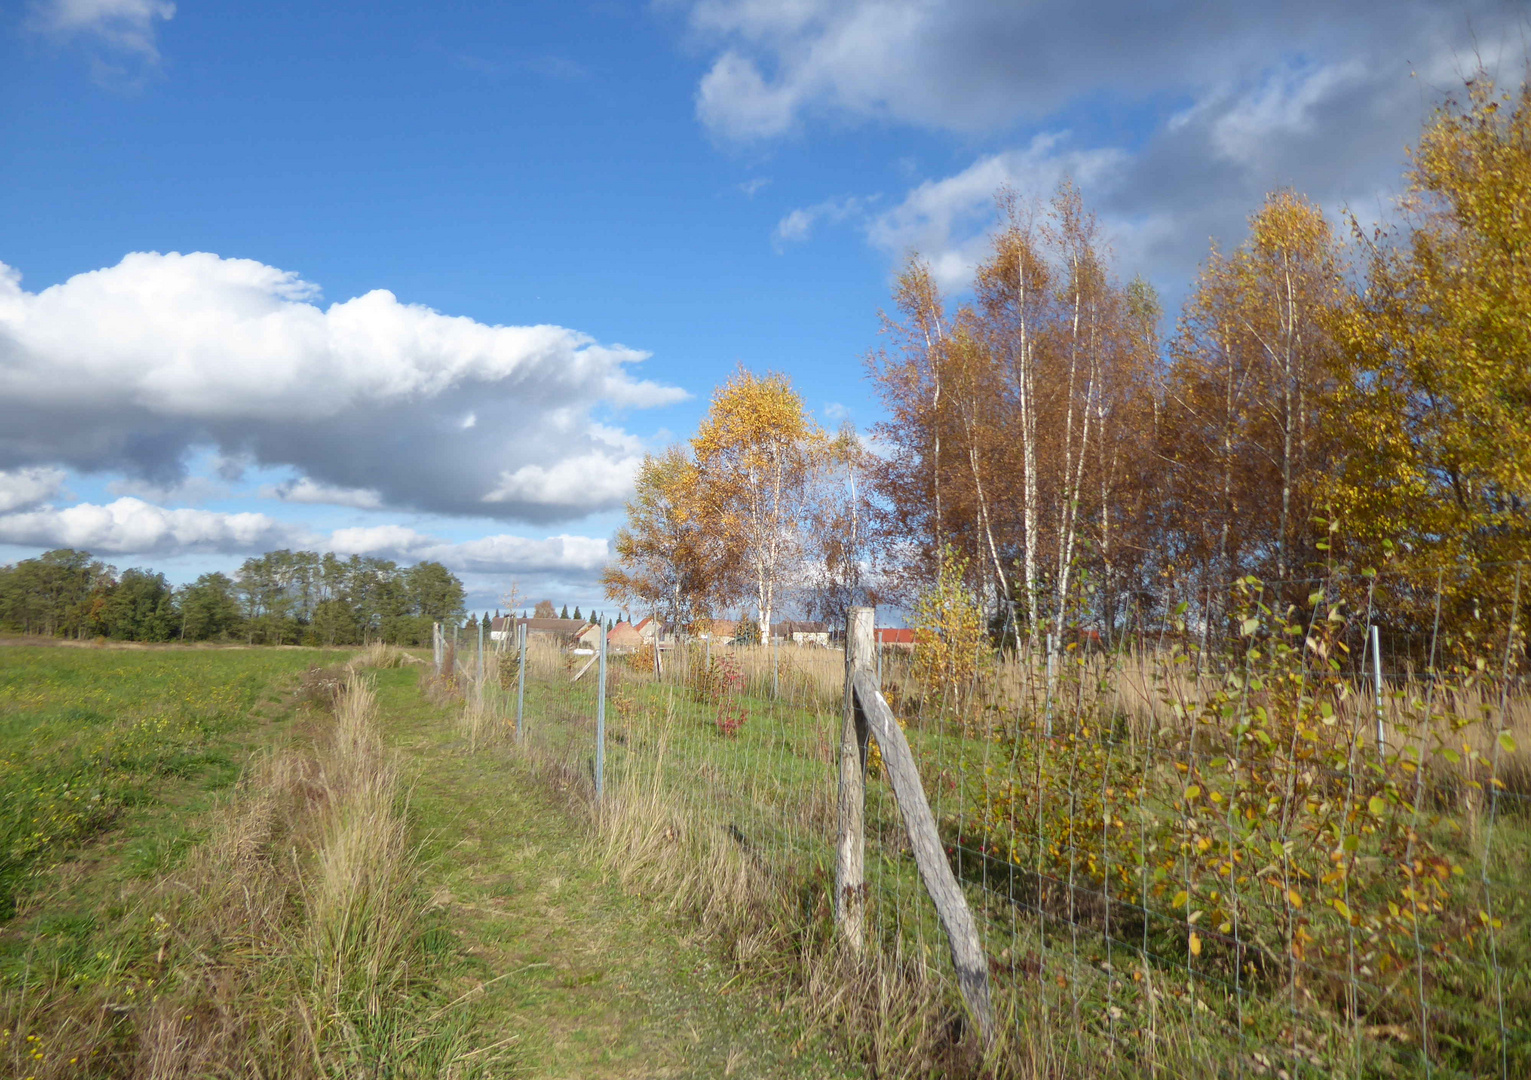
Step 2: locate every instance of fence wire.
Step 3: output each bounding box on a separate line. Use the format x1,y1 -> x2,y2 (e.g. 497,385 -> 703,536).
436,563 -> 1528,1079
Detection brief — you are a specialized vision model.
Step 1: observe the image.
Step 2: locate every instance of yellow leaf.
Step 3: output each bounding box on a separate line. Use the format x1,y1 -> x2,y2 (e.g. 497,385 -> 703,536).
1287,889 -> 1303,909
1189,932 -> 1202,957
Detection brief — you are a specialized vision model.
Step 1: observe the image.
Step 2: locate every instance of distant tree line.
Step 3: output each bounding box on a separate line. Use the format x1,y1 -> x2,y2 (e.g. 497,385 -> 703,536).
0,548 -> 466,646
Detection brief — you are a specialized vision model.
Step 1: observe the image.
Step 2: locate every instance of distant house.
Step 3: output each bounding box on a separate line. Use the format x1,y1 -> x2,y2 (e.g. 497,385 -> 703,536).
875,627 -> 916,651
633,616 -> 656,644
607,620 -> 644,652
771,620 -> 830,646
489,616 -> 588,646
696,618 -> 737,643
572,623 -> 601,650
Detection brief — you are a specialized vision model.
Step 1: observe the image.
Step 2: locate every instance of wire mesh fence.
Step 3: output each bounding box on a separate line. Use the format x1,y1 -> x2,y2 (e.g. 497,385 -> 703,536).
432,561 -> 1529,1079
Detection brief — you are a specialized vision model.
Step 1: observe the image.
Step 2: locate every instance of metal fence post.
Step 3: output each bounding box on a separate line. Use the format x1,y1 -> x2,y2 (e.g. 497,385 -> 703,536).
773,630 -> 780,699
1044,632 -> 1056,737
515,622 -> 526,741
1371,624 -> 1385,754
595,621 -> 607,799
477,618 -> 484,679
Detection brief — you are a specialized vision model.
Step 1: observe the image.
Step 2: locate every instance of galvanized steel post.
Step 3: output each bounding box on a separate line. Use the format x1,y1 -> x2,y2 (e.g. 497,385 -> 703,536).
595,621 -> 608,798
515,621 -> 527,740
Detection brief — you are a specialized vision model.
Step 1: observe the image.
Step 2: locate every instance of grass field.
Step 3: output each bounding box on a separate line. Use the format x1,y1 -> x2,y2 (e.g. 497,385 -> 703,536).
6,633 -> 1524,1077
0,644 -> 332,917
0,641 -> 857,1079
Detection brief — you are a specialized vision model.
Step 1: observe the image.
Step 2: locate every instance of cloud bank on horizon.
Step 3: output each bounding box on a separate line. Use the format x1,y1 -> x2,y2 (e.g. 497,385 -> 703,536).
705,0 -> 1525,290
0,486 -> 610,581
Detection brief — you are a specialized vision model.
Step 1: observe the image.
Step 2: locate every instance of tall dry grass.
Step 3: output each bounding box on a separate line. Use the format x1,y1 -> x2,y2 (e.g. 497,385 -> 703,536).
751,638 -> 1531,803
2,662 -> 505,1079
571,673 -> 1211,1079
585,701 -> 981,1079
144,669 -> 501,1077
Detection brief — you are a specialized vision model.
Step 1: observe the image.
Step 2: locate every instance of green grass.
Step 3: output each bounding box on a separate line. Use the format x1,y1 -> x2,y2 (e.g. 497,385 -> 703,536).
375,664 -> 861,1078
0,644 -> 334,918
0,644 -> 862,1078
0,644 -> 342,1075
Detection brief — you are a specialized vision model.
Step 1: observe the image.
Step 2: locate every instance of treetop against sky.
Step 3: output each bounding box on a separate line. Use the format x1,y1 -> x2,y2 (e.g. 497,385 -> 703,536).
1,0 -> 1524,612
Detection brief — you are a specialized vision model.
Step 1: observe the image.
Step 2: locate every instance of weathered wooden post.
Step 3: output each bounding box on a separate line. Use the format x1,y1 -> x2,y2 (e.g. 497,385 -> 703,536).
836,607 -> 872,955
841,604 -> 996,1039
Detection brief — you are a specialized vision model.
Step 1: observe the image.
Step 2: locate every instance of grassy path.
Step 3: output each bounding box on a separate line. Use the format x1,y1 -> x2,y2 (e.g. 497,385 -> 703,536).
373,667 -> 862,1080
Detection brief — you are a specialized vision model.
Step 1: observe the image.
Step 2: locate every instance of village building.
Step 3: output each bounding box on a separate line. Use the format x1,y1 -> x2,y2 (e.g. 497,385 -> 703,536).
489,616 -> 588,646
695,618 -> 737,642
606,620 -> 644,652
771,620 -> 830,646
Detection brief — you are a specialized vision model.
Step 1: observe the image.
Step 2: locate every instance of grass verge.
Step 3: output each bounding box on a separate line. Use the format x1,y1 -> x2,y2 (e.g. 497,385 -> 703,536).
394,662 -> 862,1079
0,646 -> 506,1078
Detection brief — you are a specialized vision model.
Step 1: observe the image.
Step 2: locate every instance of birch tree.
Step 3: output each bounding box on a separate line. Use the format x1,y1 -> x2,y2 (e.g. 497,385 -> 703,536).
601,446 -> 731,632
692,368 -> 823,636
865,258 -> 958,600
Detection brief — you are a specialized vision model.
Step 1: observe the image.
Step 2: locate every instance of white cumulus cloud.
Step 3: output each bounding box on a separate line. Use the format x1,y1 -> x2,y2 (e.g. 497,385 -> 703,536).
684,0 -> 1523,307
0,497 -> 302,555
0,252 -> 686,524
0,467 -> 68,513
32,0 -> 175,60
329,525 -> 609,576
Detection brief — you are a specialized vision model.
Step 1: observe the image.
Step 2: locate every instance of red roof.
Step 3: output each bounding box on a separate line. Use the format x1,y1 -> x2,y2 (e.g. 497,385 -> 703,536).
876,628 -> 916,644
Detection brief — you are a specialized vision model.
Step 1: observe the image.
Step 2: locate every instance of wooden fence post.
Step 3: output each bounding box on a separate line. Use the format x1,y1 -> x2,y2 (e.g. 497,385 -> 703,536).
842,604 -> 996,1039
836,607 -> 872,955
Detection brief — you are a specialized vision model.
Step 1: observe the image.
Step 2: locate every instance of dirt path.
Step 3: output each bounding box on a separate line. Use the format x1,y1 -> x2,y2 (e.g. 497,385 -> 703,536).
374,668 -> 861,1080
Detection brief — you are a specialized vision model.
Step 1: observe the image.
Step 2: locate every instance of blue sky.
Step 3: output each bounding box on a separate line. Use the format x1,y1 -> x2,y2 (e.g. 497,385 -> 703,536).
2,0 -> 1525,613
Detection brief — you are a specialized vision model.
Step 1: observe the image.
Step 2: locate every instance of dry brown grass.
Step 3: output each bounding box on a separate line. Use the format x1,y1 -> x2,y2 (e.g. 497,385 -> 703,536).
1,659 -> 503,1079
581,701 -> 985,1080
